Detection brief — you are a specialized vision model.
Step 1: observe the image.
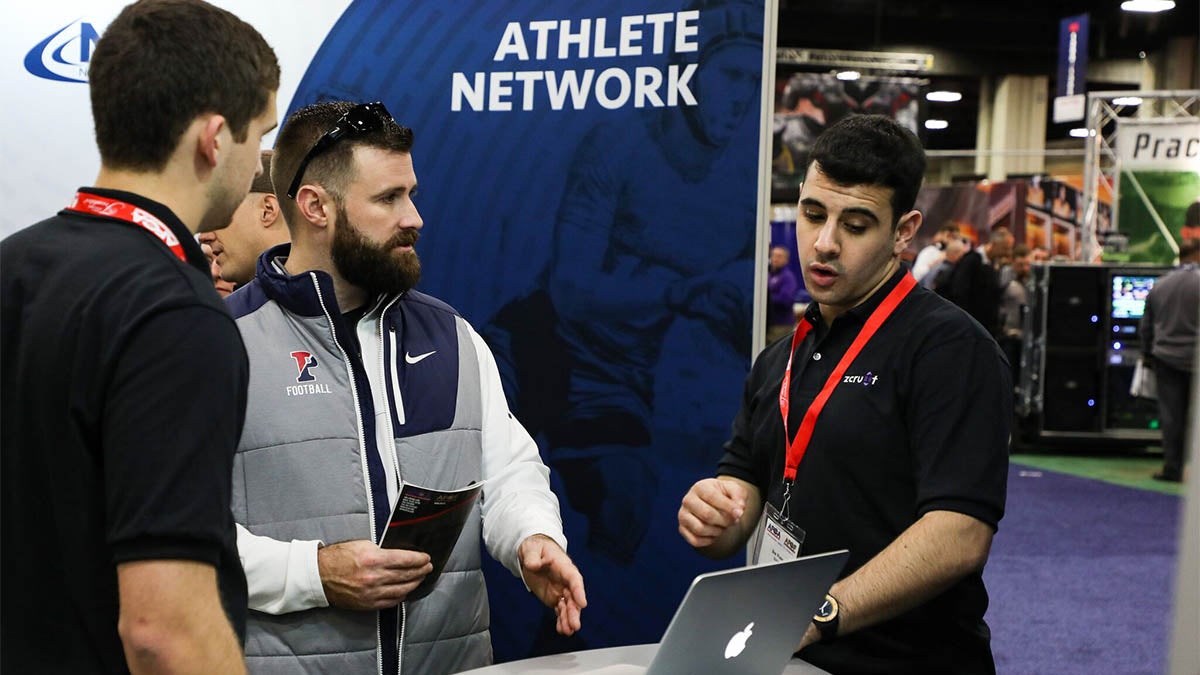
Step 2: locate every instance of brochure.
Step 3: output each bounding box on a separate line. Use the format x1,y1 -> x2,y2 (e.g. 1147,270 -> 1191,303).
380,480 -> 484,601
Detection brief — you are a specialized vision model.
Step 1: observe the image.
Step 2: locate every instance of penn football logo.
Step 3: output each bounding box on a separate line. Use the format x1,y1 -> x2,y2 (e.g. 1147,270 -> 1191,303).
290,351 -> 319,383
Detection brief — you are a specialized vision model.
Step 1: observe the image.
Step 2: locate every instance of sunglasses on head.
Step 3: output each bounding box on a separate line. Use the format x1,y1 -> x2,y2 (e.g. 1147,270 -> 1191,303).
286,101 -> 395,199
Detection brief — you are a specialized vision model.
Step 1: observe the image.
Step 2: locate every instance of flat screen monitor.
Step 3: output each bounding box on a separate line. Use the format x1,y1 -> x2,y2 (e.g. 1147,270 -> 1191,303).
1111,275 -> 1158,320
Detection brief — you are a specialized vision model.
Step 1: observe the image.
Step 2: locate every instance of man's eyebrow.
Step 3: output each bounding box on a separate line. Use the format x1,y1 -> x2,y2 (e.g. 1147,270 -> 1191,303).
799,199 -> 881,224
371,183 -> 417,199
841,206 -> 880,224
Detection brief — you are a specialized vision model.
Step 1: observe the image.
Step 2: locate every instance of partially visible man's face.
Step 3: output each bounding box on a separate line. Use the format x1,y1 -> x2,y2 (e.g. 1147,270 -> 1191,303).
211,192 -> 271,285
944,236 -> 967,263
769,247 -> 789,271
795,163 -> 916,322
197,232 -> 237,297
988,236 -> 1013,262
1012,254 -> 1031,280
330,146 -> 423,295
200,91 -> 278,233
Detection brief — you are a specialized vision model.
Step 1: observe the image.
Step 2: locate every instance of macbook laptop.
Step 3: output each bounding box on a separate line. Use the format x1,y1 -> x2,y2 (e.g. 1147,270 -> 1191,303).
615,549 -> 849,675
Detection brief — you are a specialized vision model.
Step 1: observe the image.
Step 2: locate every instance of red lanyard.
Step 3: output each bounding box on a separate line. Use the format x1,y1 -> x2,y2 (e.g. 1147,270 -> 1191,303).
65,192 -> 187,262
779,272 -> 917,482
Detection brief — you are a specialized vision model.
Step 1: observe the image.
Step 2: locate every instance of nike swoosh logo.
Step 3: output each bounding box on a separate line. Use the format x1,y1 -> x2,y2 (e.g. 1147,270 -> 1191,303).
405,350 -> 436,365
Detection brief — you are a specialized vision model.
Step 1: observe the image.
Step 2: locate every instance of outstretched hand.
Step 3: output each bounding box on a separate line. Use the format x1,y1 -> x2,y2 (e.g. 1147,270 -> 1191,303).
518,534 -> 587,636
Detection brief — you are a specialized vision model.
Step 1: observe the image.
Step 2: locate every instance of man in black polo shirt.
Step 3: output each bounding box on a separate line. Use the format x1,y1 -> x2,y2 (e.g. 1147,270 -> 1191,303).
679,115 -> 1010,674
0,1 -> 279,672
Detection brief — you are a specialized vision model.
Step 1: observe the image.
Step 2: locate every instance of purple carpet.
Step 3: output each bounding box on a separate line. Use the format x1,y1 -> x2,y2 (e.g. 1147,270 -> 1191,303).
984,465 -> 1184,674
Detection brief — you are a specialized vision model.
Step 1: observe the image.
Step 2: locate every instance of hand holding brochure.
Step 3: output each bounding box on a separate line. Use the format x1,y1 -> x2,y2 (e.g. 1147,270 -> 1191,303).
380,480 -> 483,601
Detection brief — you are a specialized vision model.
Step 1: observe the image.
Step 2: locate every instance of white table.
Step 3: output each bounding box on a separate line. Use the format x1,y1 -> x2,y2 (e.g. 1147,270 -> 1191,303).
457,643 -> 831,674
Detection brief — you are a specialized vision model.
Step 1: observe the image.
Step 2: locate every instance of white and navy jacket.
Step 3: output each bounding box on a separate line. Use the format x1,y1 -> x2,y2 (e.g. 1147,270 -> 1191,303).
227,244 -> 567,675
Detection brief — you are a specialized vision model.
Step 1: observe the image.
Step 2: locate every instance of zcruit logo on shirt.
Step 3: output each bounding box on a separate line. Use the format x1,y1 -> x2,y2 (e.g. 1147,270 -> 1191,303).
842,371 -> 879,386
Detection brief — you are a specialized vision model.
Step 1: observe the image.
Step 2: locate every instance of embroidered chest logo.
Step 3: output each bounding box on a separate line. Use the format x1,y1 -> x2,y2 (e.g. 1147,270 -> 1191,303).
286,350 -> 332,396
405,350 -> 436,365
842,371 -> 879,387
290,351 -> 319,382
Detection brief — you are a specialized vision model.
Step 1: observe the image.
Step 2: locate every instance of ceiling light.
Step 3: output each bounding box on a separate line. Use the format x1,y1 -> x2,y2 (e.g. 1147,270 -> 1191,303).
1120,0 -> 1175,12
1112,96 -> 1143,106
924,119 -> 949,130
926,91 -> 963,103
1069,127 -> 1095,138
836,70 -> 860,81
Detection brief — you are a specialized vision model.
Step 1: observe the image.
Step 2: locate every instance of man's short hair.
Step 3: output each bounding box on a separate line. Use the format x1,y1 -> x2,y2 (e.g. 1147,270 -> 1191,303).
1012,244 -> 1030,258
1185,201 -> 1200,228
807,114 -> 927,223
1179,238 -> 1200,260
250,150 -> 275,195
89,0 -> 278,172
272,101 -> 414,226
939,223 -> 960,236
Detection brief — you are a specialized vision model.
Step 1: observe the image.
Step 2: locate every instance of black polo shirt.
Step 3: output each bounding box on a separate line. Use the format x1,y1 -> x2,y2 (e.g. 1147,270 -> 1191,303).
719,267 -> 1010,675
1,188 -> 249,673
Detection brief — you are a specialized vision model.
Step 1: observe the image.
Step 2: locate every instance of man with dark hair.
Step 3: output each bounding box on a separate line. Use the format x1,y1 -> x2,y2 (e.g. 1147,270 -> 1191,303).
998,243 -> 1032,379
227,101 -> 585,674
1142,238 -> 1200,483
0,1 -> 279,673
946,227 -> 1013,335
767,245 -> 800,343
911,222 -> 961,283
202,149 -> 290,292
679,114 -> 1010,674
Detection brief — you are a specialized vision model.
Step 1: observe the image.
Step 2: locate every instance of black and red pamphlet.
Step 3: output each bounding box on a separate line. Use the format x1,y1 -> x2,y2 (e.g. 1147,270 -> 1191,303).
380,481 -> 484,601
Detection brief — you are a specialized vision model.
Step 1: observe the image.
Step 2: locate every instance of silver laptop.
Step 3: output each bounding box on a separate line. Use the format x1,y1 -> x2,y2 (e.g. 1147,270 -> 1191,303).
638,549 -> 849,675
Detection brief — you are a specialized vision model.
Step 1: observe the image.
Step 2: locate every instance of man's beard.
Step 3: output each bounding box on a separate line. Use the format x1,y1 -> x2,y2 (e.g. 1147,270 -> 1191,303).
331,205 -> 421,295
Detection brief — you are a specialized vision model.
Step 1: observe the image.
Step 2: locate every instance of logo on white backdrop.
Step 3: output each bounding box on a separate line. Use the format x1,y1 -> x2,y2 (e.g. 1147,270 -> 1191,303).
24,19 -> 101,83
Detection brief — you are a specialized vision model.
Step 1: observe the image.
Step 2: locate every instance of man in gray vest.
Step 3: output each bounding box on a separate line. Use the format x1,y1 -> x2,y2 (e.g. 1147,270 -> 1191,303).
226,101 -> 586,674
1142,238 -> 1200,483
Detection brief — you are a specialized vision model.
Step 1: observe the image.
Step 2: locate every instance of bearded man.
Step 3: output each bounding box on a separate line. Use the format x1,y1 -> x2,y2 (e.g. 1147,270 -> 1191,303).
226,101 -> 586,675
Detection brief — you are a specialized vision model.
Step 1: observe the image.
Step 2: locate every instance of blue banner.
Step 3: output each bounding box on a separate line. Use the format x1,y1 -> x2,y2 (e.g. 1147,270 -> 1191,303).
1056,13 -> 1089,99
287,0 -> 766,660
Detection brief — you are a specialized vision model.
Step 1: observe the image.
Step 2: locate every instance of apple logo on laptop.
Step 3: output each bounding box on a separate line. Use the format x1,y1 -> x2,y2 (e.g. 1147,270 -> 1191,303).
724,622 -> 754,659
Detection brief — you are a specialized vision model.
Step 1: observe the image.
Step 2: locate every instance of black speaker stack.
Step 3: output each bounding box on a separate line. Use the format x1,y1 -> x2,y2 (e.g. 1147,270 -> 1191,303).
1018,263 -> 1173,446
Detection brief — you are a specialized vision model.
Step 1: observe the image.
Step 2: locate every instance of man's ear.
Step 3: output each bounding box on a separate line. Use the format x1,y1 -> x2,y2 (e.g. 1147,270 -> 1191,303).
197,114 -> 227,169
260,193 -> 281,227
894,210 -> 921,255
294,185 -> 332,229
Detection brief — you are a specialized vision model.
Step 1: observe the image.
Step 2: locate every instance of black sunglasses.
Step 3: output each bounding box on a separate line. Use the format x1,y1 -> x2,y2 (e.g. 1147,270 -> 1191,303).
286,101 -> 394,199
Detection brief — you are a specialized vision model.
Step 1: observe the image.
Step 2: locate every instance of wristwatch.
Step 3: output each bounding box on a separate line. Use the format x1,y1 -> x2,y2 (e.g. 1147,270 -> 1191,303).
811,593 -> 839,642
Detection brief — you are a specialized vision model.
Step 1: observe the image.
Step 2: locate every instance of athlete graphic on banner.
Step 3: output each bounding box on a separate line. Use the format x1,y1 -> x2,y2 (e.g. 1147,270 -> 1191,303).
485,0 -> 762,566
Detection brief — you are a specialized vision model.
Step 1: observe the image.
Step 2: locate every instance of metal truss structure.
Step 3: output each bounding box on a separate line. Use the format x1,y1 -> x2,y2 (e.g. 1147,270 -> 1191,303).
1080,90 -> 1200,262
776,47 -> 933,72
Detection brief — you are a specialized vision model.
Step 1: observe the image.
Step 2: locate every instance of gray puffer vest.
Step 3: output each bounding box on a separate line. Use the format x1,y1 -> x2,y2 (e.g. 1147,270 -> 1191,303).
227,249 -> 492,674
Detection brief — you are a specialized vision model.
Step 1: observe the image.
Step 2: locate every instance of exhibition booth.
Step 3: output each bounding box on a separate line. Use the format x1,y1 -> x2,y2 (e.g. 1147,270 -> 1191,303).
3,0 -> 1197,673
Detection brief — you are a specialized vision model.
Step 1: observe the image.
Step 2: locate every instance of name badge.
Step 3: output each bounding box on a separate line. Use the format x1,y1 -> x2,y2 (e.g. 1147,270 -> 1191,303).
754,501 -> 805,565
